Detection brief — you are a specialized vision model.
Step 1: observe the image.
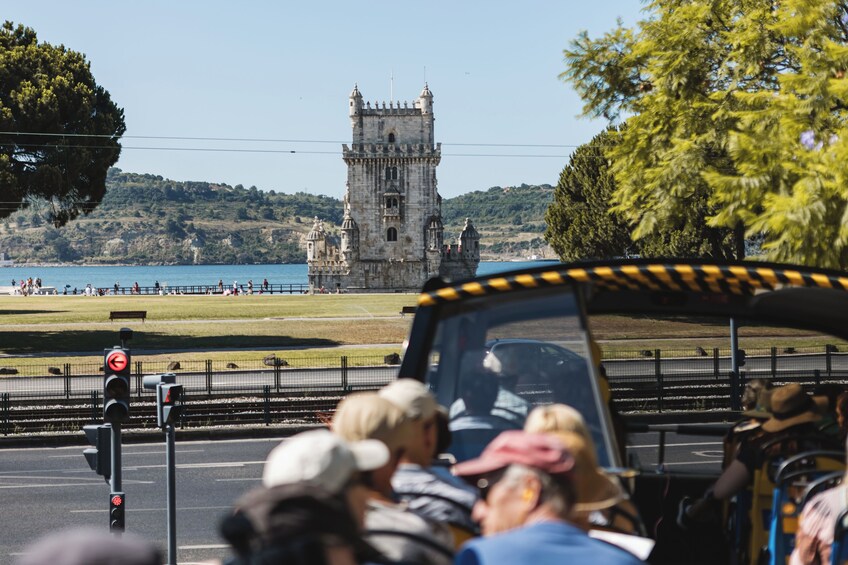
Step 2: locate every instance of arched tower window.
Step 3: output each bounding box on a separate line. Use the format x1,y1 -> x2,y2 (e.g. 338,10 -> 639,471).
388,133 -> 396,143
384,166 -> 398,180
387,227 -> 398,242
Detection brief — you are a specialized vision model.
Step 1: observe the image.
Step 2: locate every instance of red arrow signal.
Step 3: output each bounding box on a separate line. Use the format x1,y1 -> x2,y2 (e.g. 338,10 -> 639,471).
106,351 -> 129,373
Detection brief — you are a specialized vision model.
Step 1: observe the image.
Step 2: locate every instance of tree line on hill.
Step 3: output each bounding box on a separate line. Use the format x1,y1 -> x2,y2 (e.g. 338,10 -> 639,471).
0,169 -> 552,265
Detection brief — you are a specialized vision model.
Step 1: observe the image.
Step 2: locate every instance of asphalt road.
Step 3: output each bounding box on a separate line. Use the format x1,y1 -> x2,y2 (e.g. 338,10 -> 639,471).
0,431 -> 725,564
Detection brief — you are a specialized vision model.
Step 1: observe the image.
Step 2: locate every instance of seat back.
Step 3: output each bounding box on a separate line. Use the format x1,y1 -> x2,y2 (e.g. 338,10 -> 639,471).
800,472 -> 844,510
767,452 -> 845,565
747,436 -> 837,565
832,508 -> 848,565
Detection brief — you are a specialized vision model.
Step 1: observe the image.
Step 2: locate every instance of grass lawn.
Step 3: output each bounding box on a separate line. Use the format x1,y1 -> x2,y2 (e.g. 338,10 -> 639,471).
0,294 -> 416,363
1,296 -> 844,366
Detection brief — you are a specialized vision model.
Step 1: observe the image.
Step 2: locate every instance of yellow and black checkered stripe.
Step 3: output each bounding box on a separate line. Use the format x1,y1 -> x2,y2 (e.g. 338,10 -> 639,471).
417,262 -> 848,307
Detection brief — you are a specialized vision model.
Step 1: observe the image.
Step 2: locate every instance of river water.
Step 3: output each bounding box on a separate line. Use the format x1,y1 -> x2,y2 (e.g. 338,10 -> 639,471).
0,261 -> 559,292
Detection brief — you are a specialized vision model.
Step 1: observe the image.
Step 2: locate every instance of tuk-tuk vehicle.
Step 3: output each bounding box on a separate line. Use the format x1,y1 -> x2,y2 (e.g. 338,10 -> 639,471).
396,259 -> 848,565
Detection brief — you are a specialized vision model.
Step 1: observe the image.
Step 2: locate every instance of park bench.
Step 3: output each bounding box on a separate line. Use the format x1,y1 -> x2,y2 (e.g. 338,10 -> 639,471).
109,310 -> 147,322
400,306 -> 417,317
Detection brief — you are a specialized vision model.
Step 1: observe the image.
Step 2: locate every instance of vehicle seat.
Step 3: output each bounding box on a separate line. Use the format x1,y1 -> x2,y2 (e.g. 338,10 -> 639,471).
767,451 -> 845,565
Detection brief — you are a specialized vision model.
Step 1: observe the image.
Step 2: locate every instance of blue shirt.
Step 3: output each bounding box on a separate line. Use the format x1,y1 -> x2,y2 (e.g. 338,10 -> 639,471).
454,521 -> 644,565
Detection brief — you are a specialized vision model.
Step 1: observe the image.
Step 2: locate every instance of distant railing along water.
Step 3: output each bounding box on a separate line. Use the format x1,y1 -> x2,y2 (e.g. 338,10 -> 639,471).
61,283 -> 310,296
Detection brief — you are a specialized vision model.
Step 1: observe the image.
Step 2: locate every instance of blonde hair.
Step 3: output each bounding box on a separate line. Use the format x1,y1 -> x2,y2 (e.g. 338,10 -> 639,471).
524,404 -> 590,442
332,392 -> 412,453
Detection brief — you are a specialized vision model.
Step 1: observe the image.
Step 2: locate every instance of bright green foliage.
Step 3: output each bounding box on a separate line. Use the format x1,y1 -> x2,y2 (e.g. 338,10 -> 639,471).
563,0 -> 848,267
545,126 -> 734,260
0,21 -> 125,226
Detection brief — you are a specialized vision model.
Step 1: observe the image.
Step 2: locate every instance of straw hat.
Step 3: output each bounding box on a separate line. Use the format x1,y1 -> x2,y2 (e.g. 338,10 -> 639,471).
550,431 -> 624,512
760,384 -> 822,433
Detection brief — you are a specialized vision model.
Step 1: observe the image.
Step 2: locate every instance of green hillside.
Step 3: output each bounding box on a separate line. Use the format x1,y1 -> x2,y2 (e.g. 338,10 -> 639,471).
0,170 -> 553,264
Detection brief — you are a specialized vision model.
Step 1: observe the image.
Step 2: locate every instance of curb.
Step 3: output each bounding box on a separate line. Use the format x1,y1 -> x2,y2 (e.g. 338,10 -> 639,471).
0,424 -> 323,449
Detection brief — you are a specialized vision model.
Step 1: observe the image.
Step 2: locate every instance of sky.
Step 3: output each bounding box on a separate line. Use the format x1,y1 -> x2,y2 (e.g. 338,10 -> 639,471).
4,1 -> 644,199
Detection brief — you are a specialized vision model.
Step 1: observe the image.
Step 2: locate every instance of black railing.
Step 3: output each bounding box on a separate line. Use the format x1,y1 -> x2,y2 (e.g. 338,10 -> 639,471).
61,283 -> 309,296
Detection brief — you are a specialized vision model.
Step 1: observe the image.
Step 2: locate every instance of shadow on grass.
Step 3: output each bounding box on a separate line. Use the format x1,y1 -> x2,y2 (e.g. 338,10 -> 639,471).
0,329 -> 340,355
0,310 -> 69,316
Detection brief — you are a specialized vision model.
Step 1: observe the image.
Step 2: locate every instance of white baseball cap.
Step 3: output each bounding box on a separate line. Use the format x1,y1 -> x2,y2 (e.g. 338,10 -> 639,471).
262,429 -> 389,493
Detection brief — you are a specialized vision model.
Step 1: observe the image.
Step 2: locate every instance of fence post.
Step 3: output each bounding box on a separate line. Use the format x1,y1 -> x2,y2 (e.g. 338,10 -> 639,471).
206,360 -> 213,396
64,363 -> 71,399
729,369 -> 741,411
341,356 -> 349,392
826,344 -> 833,379
2,393 -> 8,436
90,390 -> 99,422
274,363 -> 281,394
713,348 -> 720,380
135,360 -> 143,398
263,385 -> 271,426
814,369 -> 821,387
771,347 -> 777,380
655,349 -> 663,413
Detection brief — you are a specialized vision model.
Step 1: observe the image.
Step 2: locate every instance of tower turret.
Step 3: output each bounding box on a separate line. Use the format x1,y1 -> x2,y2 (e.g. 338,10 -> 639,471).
418,83 -> 433,115
306,217 -> 325,261
349,84 -> 363,117
340,210 -> 359,260
458,217 -> 480,260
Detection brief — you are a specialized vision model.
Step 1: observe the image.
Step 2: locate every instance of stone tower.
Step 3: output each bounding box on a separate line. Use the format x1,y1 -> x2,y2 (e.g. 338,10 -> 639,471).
307,84 -> 480,292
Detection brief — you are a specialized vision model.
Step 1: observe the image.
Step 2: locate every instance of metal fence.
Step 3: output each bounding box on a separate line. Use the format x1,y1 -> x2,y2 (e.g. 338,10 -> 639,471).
1,345 -> 846,434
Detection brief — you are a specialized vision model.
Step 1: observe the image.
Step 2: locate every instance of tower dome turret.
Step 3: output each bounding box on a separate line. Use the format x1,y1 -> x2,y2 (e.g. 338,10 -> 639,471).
418,83 -> 433,115
349,84 -> 363,116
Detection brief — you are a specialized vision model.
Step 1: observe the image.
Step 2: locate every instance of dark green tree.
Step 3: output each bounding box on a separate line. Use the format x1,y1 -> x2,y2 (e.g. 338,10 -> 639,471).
545,127 -> 733,261
545,128 -> 636,260
0,21 -> 125,226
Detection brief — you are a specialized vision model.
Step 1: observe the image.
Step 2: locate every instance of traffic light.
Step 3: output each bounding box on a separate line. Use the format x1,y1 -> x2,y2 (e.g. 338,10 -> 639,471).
83,424 -> 111,480
158,384 -> 183,427
104,347 -> 131,423
110,492 -> 125,532
735,348 -> 747,367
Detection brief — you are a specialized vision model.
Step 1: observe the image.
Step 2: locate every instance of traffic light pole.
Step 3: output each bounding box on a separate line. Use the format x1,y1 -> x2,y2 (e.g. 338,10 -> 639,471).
165,422 -> 177,565
110,423 -> 122,493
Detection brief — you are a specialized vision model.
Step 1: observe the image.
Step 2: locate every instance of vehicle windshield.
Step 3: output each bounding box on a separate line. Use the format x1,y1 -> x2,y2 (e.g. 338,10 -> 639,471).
422,285 -> 616,466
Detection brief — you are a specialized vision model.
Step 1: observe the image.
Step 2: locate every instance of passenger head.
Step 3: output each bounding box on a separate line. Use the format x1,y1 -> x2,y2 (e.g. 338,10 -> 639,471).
222,482 -> 375,565
741,378 -> 773,412
17,527 -> 161,565
524,403 -> 590,441
460,369 -> 499,415
453,430 -> 575,536
484,347 -> 520,391
549,431 -> 622,515
837,391 -> 848,437
813,383 -> 843,414
379,379 -> 439,466
332,392 -> 412,497
761,383 -> 821,433
262,428 -> 389,528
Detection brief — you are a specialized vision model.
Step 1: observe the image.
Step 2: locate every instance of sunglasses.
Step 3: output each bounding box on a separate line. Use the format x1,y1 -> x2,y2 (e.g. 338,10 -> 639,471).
476,468 -> 507,501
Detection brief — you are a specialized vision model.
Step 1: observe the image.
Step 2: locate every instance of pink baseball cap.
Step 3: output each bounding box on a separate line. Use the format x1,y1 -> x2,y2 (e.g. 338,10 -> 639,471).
453,430 -> 575,478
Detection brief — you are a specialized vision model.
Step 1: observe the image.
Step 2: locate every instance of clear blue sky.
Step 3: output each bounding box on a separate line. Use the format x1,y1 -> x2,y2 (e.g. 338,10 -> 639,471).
4,1 -> 643,199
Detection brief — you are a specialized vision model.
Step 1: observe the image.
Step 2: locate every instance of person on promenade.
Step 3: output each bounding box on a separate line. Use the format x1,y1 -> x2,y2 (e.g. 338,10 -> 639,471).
263,277 -> 269,290
379,379 -> 479,536
218,279 -> 224,293
453,430 -> 644,565
17,527 -> 161,565
332,392 -> 455,565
